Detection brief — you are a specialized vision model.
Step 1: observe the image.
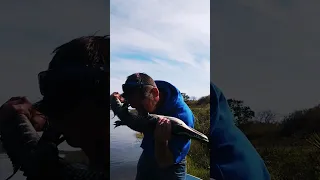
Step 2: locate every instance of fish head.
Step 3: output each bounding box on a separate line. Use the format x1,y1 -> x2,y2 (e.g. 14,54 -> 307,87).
170,117 -> 209,143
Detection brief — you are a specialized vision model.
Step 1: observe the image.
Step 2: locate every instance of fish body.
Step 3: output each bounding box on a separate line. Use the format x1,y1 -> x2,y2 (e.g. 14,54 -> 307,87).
110,96 -> 209,143
0,114 -> 40,179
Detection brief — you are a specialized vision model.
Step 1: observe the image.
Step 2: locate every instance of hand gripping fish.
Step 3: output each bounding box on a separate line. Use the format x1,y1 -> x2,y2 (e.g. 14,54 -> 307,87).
110,95 -> 209,143
0,111 -> 107,180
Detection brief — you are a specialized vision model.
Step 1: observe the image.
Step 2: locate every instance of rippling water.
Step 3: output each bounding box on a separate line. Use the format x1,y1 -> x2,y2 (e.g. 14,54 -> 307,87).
0,111 -> 142,180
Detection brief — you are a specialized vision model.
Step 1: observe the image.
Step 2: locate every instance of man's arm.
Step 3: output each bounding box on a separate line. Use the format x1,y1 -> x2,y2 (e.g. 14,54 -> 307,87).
154,118 -> 177,168
154,139 -> 174,168
155,136 -> 191,168
1,114 -> 107,179
154,113 -> 192,167
2,117 -> 108,180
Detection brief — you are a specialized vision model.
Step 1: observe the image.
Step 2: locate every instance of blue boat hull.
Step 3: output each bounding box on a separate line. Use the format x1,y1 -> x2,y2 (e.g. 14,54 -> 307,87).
186,174 -> 202,180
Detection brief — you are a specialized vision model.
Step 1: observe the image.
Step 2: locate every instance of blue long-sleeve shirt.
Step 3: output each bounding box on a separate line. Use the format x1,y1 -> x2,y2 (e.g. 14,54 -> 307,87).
141,80 -> 194,164
210,83 -> 270,180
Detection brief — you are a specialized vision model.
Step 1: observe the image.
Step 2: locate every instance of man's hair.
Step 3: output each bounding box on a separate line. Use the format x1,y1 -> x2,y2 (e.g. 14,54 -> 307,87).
35,35 -> 110,118
126,73 -> 156,86
125,73 -> 157,97
49,35 -> 109,69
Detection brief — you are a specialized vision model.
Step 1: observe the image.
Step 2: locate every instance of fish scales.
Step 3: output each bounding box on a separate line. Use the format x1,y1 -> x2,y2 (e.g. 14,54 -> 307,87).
110,96 -> 209,143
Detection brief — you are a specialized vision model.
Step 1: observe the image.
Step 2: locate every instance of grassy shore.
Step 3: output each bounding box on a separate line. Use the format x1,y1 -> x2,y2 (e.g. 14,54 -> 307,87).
135,95 -> 210,179
233,103 -> 320,179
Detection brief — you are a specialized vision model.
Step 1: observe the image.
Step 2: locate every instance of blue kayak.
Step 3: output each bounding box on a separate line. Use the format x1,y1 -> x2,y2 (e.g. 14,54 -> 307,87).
186,174 -> 202,180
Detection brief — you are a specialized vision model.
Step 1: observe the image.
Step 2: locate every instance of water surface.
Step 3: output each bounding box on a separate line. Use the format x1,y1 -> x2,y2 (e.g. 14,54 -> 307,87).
110,111 -> 142,179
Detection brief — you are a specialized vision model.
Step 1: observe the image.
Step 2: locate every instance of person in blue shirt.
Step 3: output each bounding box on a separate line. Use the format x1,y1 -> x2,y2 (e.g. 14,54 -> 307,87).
210,83 -> 271,180
118,72 -> 194,180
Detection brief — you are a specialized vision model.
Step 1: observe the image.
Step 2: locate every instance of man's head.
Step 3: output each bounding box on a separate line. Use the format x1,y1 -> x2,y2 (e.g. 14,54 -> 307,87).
122,73 -> 160,114
37,35 -> 109,148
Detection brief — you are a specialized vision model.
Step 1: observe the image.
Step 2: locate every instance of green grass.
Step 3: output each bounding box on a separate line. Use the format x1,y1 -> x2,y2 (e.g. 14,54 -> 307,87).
187,104 -> 210,180
255,145 -> 320,180
186,154 -> 210,179
240,121 -> 320,180
135,132 -> 144,139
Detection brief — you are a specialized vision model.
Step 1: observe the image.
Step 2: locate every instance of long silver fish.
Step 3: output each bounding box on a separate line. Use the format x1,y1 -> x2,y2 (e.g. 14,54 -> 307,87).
110,95 -> 209,143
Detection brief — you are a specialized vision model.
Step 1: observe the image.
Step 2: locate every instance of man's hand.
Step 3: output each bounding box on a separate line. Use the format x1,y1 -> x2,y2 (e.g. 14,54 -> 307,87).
111,92 -> 125,103
154,117 -> 174,168
0,97 -> 59,178
0,96 -> 46,131
154,117 -> 171,142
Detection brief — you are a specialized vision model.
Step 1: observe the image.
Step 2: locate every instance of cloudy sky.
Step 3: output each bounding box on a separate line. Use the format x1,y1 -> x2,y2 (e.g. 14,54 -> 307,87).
3,0 -> 318,117
0,1 -> 109,103
110,0 -> 210,98
212,0 -> 320,116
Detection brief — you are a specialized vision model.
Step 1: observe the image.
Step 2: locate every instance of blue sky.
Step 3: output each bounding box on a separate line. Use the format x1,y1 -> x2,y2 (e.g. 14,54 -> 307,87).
110,0 -> 210,98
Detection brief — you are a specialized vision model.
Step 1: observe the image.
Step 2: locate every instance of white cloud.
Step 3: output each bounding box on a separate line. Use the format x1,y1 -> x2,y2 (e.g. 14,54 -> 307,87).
110,58 -> 209,98
110,0 -> 210,98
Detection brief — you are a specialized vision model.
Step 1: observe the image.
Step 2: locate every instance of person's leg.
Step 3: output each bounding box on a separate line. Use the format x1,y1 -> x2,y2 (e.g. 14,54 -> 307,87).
135,151 -> 154,180
155,158 -> 187,180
